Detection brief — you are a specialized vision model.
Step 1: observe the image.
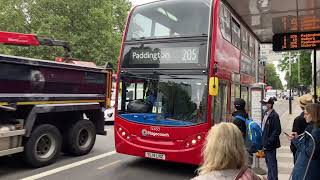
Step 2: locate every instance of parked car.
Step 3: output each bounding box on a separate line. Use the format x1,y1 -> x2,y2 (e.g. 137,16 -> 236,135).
104,106 -> 114,122
104,88 -> 116,123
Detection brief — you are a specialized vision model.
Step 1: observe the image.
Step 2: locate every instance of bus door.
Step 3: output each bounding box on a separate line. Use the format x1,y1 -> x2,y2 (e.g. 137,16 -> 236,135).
211,80 -> 229,125
230,83 -> 240,113
240,86 -> 250,112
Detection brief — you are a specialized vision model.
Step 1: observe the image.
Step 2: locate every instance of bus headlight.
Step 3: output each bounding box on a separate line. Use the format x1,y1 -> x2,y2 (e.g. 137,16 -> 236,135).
191,139 -> 197,145
116,125 -> 131,141
184,133 -> 205,148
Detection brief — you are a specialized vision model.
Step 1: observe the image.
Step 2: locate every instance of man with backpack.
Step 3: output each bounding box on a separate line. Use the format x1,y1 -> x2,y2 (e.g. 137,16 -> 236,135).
232,98 -> 248,138
261,97 -> 281,180
232,98 -> 263,167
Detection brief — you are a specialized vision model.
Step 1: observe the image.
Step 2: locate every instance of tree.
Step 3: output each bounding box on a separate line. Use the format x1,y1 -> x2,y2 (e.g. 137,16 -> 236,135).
265,63 -> 283,89
0,0 -> 132,68
279,51 -> 312,89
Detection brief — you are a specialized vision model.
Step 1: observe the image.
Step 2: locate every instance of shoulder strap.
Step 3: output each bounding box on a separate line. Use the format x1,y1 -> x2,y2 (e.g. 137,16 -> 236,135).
234,115 -> 246,122
233,167 -> 248,180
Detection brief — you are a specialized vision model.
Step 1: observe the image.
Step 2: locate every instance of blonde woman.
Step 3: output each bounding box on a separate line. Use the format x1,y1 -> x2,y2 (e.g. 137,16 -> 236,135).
192,123 -> 264,180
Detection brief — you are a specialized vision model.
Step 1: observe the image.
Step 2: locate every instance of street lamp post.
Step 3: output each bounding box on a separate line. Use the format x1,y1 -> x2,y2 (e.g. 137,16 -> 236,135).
289,52 -> 292,115
297,52 -> 301,96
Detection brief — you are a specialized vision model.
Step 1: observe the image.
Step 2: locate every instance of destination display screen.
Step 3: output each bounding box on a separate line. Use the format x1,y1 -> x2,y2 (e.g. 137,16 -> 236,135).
273,31 -> 320,51
121,41 -> 207,68
130,47 -> 199,64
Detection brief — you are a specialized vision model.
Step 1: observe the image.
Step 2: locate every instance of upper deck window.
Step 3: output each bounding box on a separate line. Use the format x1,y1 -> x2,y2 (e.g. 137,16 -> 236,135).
249,35 -> 255,58
219,3 -> 231,42
126,0 -> 210,41
241,28 -> 249,54
231,19 -> 241,48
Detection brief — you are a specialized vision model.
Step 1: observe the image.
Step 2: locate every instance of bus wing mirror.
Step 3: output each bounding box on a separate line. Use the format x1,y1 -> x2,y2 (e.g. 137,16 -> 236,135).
209,77 -> 219,96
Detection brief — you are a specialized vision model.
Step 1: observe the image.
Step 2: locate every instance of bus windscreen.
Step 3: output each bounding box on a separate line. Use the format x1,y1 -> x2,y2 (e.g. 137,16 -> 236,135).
117,73 -> 208,126
126,0 -> 210,41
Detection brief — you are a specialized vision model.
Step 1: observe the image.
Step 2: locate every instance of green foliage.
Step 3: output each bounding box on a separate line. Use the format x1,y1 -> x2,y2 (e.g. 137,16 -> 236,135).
0,0 -> 132,68
279,51 -> 312,88
266,63 -> 283,89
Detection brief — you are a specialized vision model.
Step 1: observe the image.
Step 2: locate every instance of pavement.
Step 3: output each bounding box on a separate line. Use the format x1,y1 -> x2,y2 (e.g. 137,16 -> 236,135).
256,98 -> 301,179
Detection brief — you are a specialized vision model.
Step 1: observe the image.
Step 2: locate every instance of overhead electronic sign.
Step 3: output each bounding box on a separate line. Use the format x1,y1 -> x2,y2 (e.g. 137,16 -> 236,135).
273,31 -> 320,51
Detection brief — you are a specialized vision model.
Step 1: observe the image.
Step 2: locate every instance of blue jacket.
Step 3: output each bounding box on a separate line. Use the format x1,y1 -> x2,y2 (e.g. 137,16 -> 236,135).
292,125 -> 320,180
262,109 -> 281,150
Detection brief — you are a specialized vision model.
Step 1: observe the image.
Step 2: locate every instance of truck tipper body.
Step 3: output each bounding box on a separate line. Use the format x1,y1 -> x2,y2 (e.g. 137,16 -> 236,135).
0,31 -> 112,167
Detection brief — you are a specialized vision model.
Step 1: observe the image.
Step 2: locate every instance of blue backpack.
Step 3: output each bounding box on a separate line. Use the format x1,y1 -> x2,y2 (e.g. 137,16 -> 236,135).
235,115 -> 263,153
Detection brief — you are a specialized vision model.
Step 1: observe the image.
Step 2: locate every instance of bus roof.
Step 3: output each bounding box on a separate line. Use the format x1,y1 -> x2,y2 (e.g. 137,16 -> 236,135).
224,0 -> 320,43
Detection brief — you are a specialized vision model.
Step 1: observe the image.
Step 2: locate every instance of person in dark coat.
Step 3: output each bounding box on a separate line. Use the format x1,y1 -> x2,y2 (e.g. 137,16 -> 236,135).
261,97 -> 281,180
232,98 -> 248,138
290,103 -> 320,180
232,98 -> 255,167
290,94 -> 313,164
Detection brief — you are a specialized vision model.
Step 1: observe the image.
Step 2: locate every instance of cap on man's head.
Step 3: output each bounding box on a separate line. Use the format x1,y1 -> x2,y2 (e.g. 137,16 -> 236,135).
299,94 -> 313,108
261,97 -> 274,104
234,98 -> 246,110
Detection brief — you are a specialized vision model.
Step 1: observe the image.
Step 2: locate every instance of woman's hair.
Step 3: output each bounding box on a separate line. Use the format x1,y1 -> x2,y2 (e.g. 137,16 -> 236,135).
197,122 -> 247,175
305,103 -> 320,128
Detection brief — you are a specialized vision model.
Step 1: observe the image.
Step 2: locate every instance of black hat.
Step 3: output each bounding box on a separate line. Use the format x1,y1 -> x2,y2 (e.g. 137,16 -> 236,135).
261,97 -> 274,104
234,98 -> 246,110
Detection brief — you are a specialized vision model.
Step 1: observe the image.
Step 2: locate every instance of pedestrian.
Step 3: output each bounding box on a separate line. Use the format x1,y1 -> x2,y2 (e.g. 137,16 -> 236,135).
191,123 -> 265,180
232,98 -> 255,166
232,98 -> 248,138
260,97 -> 281,180
290,94 -> 313,163
289,103 -> 320,180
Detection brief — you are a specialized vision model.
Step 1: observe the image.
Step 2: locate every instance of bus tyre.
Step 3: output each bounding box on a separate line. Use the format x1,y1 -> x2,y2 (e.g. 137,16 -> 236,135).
24,124 -> 62,167
63,119 -> 96,156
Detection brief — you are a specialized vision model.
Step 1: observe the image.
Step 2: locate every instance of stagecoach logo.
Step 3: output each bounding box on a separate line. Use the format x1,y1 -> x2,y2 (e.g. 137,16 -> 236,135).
141,129 -> 170,137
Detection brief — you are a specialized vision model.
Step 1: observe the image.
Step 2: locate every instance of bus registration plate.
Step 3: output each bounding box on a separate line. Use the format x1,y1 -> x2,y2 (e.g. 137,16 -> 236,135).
145,152 -> 166,160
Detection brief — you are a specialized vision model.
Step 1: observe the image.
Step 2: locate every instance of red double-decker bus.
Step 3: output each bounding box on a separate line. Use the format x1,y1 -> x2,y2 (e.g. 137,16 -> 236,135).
115,0 -> 265,165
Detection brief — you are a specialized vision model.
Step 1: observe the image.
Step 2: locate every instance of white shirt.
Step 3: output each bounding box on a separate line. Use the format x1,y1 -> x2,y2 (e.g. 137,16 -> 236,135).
262,109 -> 273,131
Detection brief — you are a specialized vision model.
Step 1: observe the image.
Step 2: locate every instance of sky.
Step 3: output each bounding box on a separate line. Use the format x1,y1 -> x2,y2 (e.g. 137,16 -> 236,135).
273,60 -> 286,86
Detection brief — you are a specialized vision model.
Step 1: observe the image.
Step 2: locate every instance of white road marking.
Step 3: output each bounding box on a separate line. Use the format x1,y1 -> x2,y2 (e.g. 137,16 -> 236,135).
21,151 -> 116,180
97,160 -> 121,170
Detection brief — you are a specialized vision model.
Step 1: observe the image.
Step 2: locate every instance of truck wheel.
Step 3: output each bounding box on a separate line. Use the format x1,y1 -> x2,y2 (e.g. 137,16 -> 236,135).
24,124 -> 62,167
64,120 -> 96,156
